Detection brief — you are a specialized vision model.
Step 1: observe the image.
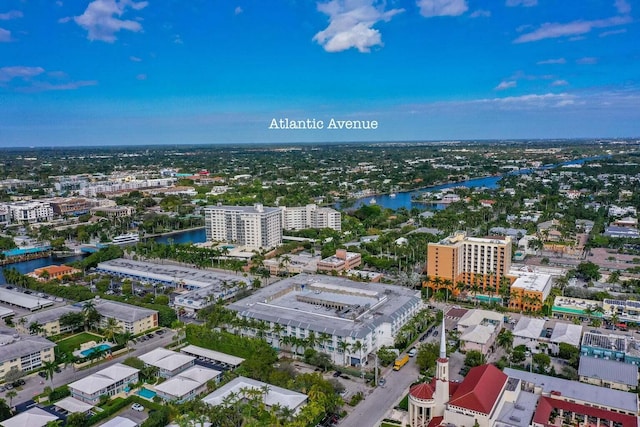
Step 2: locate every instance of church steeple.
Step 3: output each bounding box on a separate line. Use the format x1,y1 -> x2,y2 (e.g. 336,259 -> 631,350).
433,318 -> 449,417
439,318 -> 447,359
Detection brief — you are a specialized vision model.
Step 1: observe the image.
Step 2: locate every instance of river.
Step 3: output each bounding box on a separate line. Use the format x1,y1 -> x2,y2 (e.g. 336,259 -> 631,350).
341,155 -> 606,211
0,228 -> 208,285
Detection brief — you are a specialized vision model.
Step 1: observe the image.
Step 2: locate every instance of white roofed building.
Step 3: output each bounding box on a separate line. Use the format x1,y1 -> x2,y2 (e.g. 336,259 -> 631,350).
154,366 -> 221,402
68,363 -> 139,404
512,317 -> 545,352
138,348 -> 195,378
0,407 -> 59,427
203,376 -> 307,414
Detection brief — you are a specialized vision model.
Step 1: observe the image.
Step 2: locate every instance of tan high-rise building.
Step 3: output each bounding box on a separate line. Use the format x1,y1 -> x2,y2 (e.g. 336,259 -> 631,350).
425,232 -> 512,295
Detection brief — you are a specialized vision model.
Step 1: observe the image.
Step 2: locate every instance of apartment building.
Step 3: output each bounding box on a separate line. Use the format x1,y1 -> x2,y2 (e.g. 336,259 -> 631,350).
0,329 -> 56,380
8,201 -> 54,223
281,204 -> 341,231
425,231 -> 512,294
69,363 -> 139,404
48,197 -> 91,216
203,203 -> 282,250
0,205 -> 9,227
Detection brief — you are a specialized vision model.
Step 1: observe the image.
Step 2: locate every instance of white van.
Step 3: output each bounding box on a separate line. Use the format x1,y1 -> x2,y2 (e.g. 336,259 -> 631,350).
408,348 -> 417,357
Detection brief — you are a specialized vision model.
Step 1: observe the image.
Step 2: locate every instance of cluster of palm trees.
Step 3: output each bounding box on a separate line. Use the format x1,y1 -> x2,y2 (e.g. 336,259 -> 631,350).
395,309 -> 433,349
425,274 -> 512,307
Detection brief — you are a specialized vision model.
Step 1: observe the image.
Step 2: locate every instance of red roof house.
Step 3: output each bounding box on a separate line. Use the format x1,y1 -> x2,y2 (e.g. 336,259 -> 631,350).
448,364 -> 508,415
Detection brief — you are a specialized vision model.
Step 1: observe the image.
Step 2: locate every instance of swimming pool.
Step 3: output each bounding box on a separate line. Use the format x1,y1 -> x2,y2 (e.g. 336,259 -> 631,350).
80,343 -> 112,358
137,387 -> 156,399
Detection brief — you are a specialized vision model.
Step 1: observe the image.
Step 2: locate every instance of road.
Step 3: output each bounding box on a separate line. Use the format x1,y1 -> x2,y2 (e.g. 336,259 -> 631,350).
3,329 -> 177,408
339,357 -> 419,427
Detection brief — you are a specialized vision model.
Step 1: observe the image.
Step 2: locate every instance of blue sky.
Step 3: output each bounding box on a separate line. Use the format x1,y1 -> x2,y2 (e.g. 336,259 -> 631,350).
0,0 -> 638,147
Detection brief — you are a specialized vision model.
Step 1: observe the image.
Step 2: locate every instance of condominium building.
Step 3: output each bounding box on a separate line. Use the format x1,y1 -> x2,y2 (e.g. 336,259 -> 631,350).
89,205 -> 136,218
0,205 -> 9,226
227,274 -> 422,367
48,197 -> 91,216
0,329 -> 56,379
204,203 -> 282,250
69,363 -> 139,404
8,201 -> 54,223
77,177 -> 176,198
281,204 -> 341,231
425,231 -> 512,294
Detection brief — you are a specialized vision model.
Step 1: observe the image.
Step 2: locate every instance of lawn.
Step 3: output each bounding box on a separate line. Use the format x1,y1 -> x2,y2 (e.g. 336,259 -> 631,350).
380,422 -> 402,427
56,332 -> 103,355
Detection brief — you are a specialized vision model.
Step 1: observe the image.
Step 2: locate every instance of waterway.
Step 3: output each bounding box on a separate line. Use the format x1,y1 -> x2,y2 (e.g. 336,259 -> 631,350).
0,228 -> 208,285
341,156 -> 606,211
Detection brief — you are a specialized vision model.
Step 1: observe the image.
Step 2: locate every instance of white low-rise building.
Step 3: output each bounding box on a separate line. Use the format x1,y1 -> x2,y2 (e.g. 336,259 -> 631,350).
456,309 -> 504,355
549,323 -> 583,355
139,348 -> 195,378
513,317 -> 545,352
227,273 -> 422,366
69,363 -> 139,404
154,366 -> 221,402
203,376 -> 307,414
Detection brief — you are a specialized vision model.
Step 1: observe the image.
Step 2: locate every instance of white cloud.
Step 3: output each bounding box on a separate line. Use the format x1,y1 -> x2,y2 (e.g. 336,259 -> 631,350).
495,80 -> 517,90
551,79 -> 568,86
600,28 -> 626,37
0,66 -> 45,82
173,34 -> 183,44
0,28 -> 10,42
470,9 -> 490,18
514,15 -> 631,43
313,0 -> 404,53
614,0 -> 631,14
576,57 -> 598,64
417,0 -> 467,18
69,0 -> 148,43
537,58 -> 566,65
129,55 -> 142,62
0,10 -> 23,20
136,73 -> 147,80
234,6 -> 243,15
18,80 -> 98,92
506,0 -> 537,7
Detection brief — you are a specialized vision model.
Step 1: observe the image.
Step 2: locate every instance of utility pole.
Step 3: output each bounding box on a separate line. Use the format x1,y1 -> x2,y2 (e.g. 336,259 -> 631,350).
374,351 -> 378,387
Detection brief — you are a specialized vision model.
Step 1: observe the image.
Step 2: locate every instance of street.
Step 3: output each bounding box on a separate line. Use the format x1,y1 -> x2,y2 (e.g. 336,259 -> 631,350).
339,357 -> 419,427
3,329 -> 176,407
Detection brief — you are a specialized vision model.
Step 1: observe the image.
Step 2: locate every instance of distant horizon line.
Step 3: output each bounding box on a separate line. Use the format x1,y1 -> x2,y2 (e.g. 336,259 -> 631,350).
1,137 -> 638,151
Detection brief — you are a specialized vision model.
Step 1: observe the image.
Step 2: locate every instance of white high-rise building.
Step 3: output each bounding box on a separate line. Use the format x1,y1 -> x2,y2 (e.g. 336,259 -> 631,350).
8,201 -> 54,223
204,204 -> 282,250
281,204 -> 341,231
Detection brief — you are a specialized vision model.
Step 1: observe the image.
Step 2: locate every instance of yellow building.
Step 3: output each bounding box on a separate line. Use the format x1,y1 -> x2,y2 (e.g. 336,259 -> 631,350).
0,329 -> 56,380
16,299 -> 158,337
425,232 -> 512,295
508,273 -> 552,312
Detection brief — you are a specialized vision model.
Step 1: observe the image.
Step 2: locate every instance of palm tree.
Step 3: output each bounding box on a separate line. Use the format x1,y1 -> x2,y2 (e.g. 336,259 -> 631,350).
42,360 -> 58,386
497,329 -> 513,355
350,340 -> 364,373
102,317 -> 123,342
29,321 -> 44,336
82,301 -> 100,331
338,341 -> 350,366
442,279 -> 453,303
6,390 -> 17,408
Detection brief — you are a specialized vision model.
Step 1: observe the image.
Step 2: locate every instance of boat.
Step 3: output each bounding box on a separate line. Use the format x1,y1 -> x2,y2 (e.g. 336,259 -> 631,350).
389,193 -> 396,198
111,233 -> 140,245
369,198 -> 377,204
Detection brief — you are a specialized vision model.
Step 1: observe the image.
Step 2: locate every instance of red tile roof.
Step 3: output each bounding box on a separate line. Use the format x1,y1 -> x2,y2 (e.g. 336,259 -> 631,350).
445,308 -> 468,318
410,382 -> 436,400
427,416 -> 444,427
448,364 -> 507,415
533,396 -> 638,427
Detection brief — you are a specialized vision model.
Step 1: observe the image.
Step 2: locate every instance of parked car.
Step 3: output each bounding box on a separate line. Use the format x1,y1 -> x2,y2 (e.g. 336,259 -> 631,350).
332,371 -> 341,378
379,378 -> 386,386
408,348 -> 417,357
38,371 -> 47,378
131,403 -> 144,412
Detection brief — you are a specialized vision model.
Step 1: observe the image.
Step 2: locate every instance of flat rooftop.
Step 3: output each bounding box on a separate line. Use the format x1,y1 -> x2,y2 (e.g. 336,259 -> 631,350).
96,258 -> 251,290
0,288 -> 54,311
511,273 -> 551,293
504,368 -> 639,413
227,273 -> 421,339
